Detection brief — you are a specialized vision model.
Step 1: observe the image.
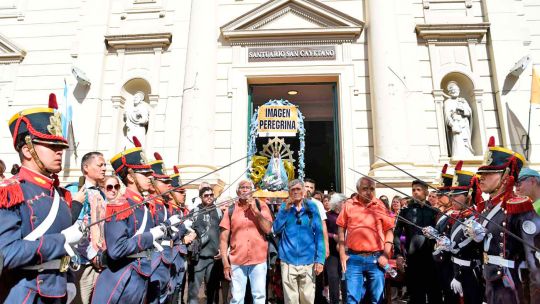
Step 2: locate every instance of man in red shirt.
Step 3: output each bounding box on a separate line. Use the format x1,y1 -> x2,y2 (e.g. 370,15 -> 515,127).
220,180 -> 273,304
337,177 -> 395,304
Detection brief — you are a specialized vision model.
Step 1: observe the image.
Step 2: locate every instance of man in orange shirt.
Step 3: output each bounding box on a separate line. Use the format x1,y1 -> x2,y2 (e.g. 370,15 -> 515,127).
337,177 -> 395,304
220,180 -> 273,304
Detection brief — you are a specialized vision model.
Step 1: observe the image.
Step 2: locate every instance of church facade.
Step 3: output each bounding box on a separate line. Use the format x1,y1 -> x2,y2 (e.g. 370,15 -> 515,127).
0,0 -> 539,196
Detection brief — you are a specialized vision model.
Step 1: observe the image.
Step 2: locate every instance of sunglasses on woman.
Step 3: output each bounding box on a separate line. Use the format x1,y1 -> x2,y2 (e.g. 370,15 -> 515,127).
106,184 -> 121,191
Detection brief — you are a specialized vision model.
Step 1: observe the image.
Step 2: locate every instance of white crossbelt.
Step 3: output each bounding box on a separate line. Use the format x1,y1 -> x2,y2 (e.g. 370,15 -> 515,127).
486,255 -> 515,268
482,202 -> 502,227
24,189 -> 60,241
451,256 -> 471,267
133,205 -> 148,237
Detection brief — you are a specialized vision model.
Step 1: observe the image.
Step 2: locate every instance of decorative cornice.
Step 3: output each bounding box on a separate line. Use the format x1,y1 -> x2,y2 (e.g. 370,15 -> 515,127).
222,0 -> 364,45
0,33 -> 25,63
230,37 -> 356,47
105,33 -> 172,51
415,23 -> 490,41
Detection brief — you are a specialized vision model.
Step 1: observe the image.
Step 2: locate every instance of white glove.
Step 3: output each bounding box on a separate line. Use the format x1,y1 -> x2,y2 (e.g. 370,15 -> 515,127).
433,236 -> 452,255
422,226 -> 439,239
463,218 -> 486,242
450,278 -> 463,296
153,241 -> 164,252
150,226 -> 164,241
168,214 -> 181,226
61,222 -> 83,245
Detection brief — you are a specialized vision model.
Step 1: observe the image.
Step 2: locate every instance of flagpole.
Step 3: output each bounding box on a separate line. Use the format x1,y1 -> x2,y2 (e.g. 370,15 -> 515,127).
528,64 -> 540,160
69,121 -> 78,161
526,101 -> 532,160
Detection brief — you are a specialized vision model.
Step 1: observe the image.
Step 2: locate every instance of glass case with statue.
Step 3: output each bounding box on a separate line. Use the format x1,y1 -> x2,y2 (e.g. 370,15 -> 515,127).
248,99 -> 305,198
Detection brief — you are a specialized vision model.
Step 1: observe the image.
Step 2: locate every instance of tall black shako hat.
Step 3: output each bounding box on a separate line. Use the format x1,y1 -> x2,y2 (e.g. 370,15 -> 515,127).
477,136 -> 526,180
449,160 -> 484,210
148,152 -> 171,182
110,136 -> 153,180
8,94 -> 69,150
451,160 -> 483,205
170,166 -> 183,188
437,164 -> 453,194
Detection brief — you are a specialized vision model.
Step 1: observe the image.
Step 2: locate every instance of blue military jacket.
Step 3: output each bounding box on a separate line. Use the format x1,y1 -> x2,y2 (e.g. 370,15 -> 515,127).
171,205 -> 188,273
151,197 -> 172,265
103,188 -> 155,276
0,166 -> 72,301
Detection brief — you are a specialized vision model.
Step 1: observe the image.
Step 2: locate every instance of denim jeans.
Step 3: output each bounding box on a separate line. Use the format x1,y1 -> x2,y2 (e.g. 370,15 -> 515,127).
345,253 -> 385,304
231,262 -> 267,304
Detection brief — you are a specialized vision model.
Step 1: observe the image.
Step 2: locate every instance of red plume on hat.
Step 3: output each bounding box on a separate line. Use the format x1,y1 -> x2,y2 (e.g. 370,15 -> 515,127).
441,164 -> 448,174
173,166 -> 179,174
133,136 -> 142,148
48,93 -> 58,109
488,136 -> 495,147
455,160 -> 463,171
154,152 -> 163,161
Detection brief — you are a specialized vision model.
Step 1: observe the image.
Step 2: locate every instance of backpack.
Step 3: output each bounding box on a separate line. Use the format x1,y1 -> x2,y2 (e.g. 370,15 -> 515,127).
227,200 -> 279,267
187,204 -> 223,262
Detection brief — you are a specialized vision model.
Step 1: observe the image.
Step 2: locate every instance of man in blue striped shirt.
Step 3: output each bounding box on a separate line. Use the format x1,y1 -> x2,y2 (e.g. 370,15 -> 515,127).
273,179 -> 325,304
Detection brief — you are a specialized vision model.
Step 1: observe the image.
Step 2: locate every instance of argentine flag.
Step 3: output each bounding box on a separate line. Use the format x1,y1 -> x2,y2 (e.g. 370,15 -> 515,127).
61,79 -> 72,139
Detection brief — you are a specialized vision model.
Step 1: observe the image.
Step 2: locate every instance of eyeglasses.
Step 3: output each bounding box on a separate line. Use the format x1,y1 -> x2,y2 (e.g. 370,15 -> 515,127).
516,176 -> 531,187
106,184 -> 121,191
203,193 -> 214,198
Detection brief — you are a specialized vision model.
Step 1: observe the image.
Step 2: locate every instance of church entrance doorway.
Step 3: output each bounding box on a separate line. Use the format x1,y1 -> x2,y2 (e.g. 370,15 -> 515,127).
249,82 -> 341,192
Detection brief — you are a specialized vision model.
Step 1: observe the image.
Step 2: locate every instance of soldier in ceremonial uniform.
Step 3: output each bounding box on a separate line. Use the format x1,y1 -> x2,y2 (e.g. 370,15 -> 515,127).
432,164 -> 460,304
91,137 -> 167,303
443,163 -> 484,304
147,153 -> 185,303
467,136 -> 540,303
169,165 -> 193,304
0,94 -> 84,303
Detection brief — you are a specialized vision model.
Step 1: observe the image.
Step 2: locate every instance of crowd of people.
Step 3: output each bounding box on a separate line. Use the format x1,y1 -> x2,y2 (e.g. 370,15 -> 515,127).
1,96 -> 540,304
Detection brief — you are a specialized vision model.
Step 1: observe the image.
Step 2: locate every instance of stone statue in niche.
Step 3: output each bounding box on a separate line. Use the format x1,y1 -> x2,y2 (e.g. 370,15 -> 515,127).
443,81 -> 474,157
124,91 -> 149,147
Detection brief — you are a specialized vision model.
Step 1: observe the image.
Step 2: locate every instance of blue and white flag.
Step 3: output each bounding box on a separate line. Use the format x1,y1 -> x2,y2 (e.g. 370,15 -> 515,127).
61,78 -> 72,138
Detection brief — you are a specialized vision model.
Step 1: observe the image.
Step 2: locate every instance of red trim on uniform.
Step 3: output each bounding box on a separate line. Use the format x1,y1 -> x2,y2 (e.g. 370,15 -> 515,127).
12,115 -> 68,148
137,234 -> 143,251
0,178 -> 23,208
105,200 -> 133,221
36,273 -> 66,298
21,289 -> 33,304
152,172 -> 170,179
114,155 -> 152,173
61,188 -> 72,208
106,266 -> 132,304
18,166 -> 54,189
506,197 -> 534,214
36,237 -> 44,264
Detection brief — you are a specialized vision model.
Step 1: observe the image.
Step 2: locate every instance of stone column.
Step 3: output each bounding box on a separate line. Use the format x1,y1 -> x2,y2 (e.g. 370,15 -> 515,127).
366,0 -> 410,169
178,0 -> 217,165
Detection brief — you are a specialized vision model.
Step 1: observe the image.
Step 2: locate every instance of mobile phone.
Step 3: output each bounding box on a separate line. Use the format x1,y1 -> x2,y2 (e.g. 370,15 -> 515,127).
78,176 -> 86,190
324,190 -> 328,195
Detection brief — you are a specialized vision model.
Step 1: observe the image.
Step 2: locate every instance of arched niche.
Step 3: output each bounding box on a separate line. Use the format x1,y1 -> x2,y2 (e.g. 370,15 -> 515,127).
121,77 -> 151,100
439,72 -> 485,159
110,77 -> 155,152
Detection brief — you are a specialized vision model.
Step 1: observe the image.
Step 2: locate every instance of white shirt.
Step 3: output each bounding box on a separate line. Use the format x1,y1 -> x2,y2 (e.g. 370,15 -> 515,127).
310,198 -> 327,221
